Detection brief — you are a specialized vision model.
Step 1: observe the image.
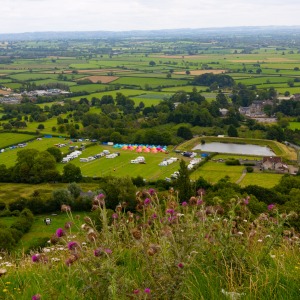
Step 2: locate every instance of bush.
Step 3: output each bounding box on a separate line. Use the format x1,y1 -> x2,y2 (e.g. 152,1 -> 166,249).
11,208 -> 34,234
9,198 -> 27,211
246,166 -> 254,173
25,237 -> 50,254
0,229 -> 16,251
225,159 -> 241,166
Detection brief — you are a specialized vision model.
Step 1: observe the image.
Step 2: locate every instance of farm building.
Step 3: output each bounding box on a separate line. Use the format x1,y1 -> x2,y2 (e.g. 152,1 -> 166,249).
261,157 -> 288,172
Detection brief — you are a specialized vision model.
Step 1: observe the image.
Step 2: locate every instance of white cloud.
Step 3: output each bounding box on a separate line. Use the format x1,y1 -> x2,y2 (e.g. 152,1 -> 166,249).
1,0 -> 300,33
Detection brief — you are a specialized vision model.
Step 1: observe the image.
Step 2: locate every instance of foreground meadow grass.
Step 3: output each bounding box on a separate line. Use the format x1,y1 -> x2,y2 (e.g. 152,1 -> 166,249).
0,191 -> 299,299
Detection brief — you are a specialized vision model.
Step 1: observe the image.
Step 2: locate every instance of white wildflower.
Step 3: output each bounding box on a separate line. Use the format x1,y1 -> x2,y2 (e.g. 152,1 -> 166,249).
221,289 -> 245,300
51,258 -> 60,262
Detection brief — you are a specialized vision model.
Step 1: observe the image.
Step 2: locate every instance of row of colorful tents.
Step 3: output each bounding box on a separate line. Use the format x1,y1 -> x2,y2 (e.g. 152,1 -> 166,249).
113,144 -> 167,153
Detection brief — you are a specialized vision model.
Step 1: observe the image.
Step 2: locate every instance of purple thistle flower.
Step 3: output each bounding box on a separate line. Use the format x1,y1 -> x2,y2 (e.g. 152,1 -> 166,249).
133,289 -> 140,294
149,188 -> 155,196
32,254 -> 40,263
197,199 -> 203,205
268,204 -> 276,211
104,248 -> 112,254
97,193 -> 105,199
94,248 -> 103,257
144,288 -> 151,294
181,201 -> 188,207
166,209 -> 175,215
244,198 -> 249,205
112,213 -> 119,219
55,228 -> 64,237
144,198 -> 151,206
64,221 -> 73,230
32,294 -> 41,300
178,262 -> 184,269
151,213 -> 158,219
68,241 -> 79,250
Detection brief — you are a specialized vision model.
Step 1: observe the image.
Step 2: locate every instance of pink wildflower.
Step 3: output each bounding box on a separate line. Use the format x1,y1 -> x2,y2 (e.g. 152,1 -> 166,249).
144,198 -> 151,206
68,241 -> 79,250
55,228 -> 64,237
178,262 -> 184,269
32,254 -> 40,262
268,204 -> 276,211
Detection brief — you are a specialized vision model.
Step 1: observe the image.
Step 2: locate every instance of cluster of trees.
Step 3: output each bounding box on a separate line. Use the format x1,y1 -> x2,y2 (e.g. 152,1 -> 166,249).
0,208 -> 34,251
0,149 -> 82,184
193,73 -> 235,89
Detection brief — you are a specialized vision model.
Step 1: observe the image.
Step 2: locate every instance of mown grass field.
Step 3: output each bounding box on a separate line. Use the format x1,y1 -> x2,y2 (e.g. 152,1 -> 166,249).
0,137 -> 83,167
190,161 -> 245,184
112,76 -> 188,88
239,173 -> 284,188
56,145 -> 183,181
289,122 -> 300,130
0,133 -> 36,148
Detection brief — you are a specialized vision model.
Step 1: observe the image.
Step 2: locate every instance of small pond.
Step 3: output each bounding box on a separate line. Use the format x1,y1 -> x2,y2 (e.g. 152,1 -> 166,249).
192,142 -> 275,156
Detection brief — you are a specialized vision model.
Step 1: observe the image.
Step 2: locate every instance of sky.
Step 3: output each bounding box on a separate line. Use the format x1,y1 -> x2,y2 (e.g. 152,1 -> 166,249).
1,0 -> 300,34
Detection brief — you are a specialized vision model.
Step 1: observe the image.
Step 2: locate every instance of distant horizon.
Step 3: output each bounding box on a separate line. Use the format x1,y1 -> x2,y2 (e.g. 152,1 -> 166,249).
1,25 -> 300,37
1,0 -> 300,34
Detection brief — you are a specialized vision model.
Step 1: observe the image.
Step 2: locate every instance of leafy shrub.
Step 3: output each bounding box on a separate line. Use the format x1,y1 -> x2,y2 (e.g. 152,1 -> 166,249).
25,237 -> 50,254
225,159 -> 241,165
246,166 -> 254,173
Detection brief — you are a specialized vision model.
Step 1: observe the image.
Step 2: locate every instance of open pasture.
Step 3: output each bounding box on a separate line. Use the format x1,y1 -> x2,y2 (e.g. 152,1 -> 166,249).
0,137 -> 85,168
174,69 -> 226,75
239,173 -> 283,188
78,75 -> 119,83
69,83 -> 111,93
162,85 -> 208,92
64,68 -> 132,75
17,116 -> 70,135
56,145 -> 182,181
289,122 -> 300,130
112,76 -> 188,88
190,161 -> 244,184
0,133 -> 36,149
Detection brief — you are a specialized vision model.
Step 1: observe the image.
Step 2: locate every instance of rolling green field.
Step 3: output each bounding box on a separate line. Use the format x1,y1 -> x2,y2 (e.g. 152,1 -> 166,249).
0,137 -> 84,167
239,173 -> 284,188
0,133 -> 36,148
56,145 -> 182,181
113,76 -> 188,88
190,161 -> 245,183
289,122 -> 300,130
